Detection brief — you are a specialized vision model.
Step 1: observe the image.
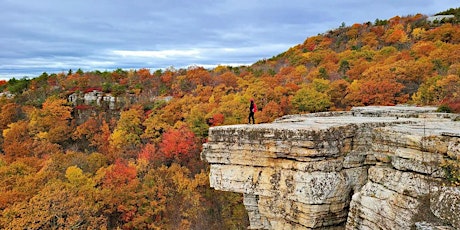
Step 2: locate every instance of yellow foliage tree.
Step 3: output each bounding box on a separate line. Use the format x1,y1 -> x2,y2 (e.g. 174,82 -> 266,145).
28,96 -> 72,144
109,106 -> 144,158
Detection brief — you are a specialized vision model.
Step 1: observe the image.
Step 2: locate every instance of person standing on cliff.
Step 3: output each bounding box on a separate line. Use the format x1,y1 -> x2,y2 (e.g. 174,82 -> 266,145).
248,98 -> 257,124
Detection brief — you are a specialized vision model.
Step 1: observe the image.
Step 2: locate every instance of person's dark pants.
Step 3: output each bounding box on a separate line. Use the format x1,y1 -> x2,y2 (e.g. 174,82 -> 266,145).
248,112 -> 255,124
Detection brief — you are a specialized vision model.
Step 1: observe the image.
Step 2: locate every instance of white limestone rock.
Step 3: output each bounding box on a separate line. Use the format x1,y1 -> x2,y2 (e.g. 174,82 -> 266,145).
201,106 -> 460,229
430,186 -> 460,229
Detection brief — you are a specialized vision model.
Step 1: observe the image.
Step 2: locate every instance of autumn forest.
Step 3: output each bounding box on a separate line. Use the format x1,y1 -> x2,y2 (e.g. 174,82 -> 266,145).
1,8 -> 460,229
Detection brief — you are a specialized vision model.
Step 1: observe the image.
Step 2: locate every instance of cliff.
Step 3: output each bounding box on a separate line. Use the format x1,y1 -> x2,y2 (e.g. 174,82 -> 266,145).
201,106 -> 460,229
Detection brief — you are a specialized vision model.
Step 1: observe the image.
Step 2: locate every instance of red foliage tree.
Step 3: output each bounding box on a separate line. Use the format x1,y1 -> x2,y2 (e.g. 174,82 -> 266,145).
158,126 -> 199,165
210,113 -> 225,126
138,143 -> 157,162
103,160 -> 137,187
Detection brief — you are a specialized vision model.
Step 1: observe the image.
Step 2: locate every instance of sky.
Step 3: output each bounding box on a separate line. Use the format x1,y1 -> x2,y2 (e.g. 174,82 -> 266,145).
1,0 -> 460,79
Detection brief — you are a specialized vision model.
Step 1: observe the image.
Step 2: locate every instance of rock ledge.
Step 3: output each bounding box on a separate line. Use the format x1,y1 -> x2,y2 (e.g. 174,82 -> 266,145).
202,106 -> 460,229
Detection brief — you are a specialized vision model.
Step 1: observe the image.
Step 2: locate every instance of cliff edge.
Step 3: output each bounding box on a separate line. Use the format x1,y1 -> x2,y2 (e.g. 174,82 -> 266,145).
201,106 -> 460,229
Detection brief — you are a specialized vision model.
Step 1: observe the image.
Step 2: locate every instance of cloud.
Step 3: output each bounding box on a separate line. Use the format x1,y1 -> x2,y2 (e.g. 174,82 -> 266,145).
1,0 -> 460,78
111,49 -> 202,59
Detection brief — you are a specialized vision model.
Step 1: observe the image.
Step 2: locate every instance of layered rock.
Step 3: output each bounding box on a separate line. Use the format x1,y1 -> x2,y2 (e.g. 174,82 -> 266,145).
201,106 -> 460,229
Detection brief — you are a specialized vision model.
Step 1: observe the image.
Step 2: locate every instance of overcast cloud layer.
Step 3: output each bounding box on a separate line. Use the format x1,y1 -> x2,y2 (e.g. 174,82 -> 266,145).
1,0 -> 459,79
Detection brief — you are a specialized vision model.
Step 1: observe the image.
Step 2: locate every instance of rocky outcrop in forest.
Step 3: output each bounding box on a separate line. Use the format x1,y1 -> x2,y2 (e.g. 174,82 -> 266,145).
201,106 -> 460,229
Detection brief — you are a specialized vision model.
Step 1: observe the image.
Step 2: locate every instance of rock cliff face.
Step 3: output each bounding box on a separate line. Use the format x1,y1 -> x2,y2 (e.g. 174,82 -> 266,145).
201,106 -> 460,229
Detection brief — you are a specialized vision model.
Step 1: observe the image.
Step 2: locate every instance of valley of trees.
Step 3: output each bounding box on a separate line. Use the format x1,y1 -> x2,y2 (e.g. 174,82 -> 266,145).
0,8 -> 460,229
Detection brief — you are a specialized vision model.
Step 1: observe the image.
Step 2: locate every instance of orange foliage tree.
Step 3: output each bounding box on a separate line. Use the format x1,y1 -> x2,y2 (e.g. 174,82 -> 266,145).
257,100 -> 283,123
346,79 -> 407,106
0,103 -> 22,130
2,121 -> 35,161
